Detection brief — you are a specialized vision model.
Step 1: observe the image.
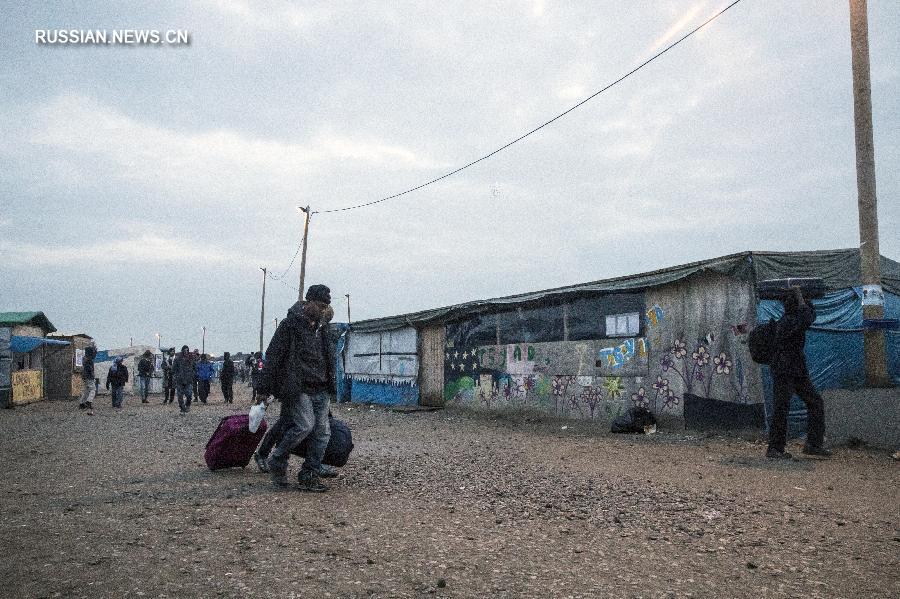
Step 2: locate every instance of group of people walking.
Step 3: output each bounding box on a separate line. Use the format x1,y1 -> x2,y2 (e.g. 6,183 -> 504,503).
160,347 -> 236,412
77,345 -> 241,411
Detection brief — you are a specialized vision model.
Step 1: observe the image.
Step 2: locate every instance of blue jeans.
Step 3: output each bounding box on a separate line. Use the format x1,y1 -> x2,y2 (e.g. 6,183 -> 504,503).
110,386 -> 124,408
139,376 -> 151,402
267,391 -> 331,476
176,383 -> 193,411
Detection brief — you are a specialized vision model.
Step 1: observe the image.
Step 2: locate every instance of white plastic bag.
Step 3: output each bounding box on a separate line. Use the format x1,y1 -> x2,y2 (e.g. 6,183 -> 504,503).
248,402 -> 267,433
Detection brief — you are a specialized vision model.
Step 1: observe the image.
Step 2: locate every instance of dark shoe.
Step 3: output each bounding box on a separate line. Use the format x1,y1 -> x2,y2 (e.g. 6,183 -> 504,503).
766,448 -> 793,460
317,465 -> 339,478
271,469 -> 289,488
297,473 -> 328,493
802,445 -> 832,458
78,403 -> 86,410
254,453 -> 270,473
85,402 -> 93,410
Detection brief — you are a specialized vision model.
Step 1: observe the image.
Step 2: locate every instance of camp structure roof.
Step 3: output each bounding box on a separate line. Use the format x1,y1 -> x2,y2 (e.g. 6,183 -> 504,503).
351,249 -> 900,333
0,311 -> 57,334
48,332 -> 93,340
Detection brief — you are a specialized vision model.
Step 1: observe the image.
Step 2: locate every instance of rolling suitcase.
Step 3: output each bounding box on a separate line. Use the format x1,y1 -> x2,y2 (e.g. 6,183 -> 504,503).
205,414 -> 268,471
293,416 -> 354,467
757,277 -> 826,300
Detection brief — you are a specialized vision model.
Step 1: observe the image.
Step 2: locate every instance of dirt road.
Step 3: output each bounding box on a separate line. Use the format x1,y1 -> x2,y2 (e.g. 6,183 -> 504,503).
1,385 -> 897,598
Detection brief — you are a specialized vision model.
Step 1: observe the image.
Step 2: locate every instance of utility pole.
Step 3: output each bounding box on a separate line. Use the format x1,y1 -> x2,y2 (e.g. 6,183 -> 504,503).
298,206 -> 312,300
201,326 -> 206,354
156,333 -> 161,350
259,267 -> 267,354
345,293 -> 351,325
849,0 -> 889,386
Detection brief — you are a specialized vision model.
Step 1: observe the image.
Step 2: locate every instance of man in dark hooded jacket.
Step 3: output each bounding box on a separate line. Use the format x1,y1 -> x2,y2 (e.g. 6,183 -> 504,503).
767,286 -> 830,459
173,345 -> 196,413
255,284 -> 336,492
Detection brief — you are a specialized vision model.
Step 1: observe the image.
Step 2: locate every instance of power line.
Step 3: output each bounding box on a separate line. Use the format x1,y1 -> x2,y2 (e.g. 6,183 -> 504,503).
268,238 -> 304,280
319,0 -> 743,215
267,272 -> 300,293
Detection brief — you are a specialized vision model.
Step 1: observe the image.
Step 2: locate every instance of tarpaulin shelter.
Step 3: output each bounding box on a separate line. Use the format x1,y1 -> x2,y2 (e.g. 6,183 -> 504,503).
348,249 -> 899,430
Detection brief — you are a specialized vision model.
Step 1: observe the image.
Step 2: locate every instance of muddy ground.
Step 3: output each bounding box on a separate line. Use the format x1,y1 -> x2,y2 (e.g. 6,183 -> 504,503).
1,384 -> 897,598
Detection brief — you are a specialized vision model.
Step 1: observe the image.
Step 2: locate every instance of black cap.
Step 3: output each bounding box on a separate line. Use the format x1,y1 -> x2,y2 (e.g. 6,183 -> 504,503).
305,284 -> 331,304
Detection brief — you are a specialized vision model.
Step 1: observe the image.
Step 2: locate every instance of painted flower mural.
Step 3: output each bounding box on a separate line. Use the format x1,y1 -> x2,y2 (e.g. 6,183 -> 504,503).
653,332 -> 737,413
714,352 -> 732,375
631,387 -> 649,409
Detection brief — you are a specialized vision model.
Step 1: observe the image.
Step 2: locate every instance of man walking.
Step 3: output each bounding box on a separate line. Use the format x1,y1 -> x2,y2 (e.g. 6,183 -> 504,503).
173,345 -> 196,413
767,286 -> 831,459
105,357 -> 129,408
220,352 -> 235,404
255,284 -> 336,492
191,348 -> 201,401
137,350 -> 154,403
78,345 -> 96,410
196,353 -> 214,404
161,348 -> 176,404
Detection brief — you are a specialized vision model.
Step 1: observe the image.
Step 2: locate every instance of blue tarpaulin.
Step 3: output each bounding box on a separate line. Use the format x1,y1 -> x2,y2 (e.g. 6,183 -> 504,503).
10,336 -> 70,354
758,289 -> 900,437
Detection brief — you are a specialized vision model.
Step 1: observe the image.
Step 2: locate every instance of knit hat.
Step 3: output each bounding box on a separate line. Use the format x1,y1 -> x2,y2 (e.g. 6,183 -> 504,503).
305,284 -> 331,304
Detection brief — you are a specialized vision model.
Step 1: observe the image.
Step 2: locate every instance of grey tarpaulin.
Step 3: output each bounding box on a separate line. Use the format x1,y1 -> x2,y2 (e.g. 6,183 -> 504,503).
351,249 -> 900,334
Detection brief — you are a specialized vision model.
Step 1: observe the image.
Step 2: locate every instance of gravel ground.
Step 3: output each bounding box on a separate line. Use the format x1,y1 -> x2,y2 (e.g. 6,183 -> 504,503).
1,385 -> 897,599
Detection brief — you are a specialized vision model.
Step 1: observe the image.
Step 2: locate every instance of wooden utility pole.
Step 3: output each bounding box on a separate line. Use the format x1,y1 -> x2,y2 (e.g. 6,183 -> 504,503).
345,293 -> 351,325
298,206 -> 312,300
201,326 -> 206,354
849,0 -> 889,386
259,267 -> 267,353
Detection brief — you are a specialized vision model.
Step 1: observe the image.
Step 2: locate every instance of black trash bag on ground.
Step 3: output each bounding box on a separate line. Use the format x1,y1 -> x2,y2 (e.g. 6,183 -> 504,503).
611,407 -> 657,434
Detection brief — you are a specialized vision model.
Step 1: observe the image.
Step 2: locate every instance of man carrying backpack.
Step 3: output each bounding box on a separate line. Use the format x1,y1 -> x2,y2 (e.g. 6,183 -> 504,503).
767,286 -> 831,460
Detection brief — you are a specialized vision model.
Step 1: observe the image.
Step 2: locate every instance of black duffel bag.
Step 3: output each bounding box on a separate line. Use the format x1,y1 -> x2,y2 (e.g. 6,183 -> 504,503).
292,416 -> 354,467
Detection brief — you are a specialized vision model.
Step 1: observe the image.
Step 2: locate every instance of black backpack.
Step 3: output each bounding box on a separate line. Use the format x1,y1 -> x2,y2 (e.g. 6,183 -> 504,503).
748,319 -> 779,365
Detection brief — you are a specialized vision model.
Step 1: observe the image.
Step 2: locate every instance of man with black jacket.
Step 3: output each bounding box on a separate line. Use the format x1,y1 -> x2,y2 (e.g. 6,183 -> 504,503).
173,345 -> 196,413
220,352 -> 235,403
137,350 -> 154,403
255,284 -> 336,492
767,286 -> 831,459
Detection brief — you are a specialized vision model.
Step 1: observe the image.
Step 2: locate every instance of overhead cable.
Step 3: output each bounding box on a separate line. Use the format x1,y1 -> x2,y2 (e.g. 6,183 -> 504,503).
319,0 -> 743,214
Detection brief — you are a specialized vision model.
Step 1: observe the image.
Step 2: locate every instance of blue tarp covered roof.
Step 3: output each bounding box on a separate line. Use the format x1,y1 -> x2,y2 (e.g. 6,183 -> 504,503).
10,335 -> 70,354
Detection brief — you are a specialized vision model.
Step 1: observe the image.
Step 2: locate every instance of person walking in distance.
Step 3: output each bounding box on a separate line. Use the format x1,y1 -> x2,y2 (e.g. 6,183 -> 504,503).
196,353 -> 214,404
250,352 -> 264,402
105,357 -> 129,409
161,348 -> 176,404
137,350 -> 154,403
78,345 -> 97,410
255,284 -> 336,492
173,345 -> 196,413
767,286 -> 831,459
191,348 -> 201,401
220,352 -> 235,404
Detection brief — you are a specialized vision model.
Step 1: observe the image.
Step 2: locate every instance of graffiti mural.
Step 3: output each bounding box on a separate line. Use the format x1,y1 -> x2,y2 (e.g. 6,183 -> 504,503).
443,287 -> 758,424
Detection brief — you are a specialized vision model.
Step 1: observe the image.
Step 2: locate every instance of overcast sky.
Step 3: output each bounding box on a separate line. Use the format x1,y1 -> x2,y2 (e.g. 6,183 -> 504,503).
1,1 -> 898,355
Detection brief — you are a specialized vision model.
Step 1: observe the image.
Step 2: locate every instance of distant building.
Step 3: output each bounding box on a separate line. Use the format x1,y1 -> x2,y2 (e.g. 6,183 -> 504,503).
0,311 -> 70,406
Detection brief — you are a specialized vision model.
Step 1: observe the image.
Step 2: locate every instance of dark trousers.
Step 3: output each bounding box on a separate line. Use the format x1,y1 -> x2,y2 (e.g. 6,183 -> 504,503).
769,373 -> 825,451
199,379 -> 211,403
221,379 -> 233,403
164,383 -> 175,404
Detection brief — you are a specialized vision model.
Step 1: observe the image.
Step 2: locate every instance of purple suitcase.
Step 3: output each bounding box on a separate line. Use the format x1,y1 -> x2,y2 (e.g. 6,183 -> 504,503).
204,414 -> 268,471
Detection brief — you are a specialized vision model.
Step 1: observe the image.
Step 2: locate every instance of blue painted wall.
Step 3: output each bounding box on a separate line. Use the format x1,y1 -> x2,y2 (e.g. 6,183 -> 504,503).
349,378 -> 419,406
